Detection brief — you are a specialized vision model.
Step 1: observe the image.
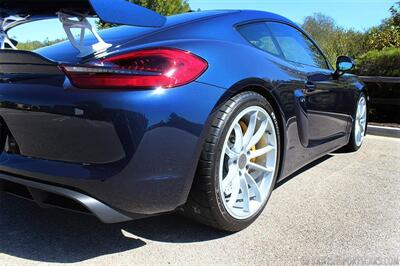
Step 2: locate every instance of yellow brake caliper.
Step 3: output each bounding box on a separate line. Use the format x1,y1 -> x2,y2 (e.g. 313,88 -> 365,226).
239,120 -> 257,163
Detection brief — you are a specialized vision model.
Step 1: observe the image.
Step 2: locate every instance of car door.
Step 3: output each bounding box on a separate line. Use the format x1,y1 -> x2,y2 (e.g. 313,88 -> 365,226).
266,22 -> 351,146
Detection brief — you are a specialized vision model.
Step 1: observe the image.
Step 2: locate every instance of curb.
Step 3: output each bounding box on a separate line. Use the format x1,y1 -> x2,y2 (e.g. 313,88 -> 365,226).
367,125 -> 400,138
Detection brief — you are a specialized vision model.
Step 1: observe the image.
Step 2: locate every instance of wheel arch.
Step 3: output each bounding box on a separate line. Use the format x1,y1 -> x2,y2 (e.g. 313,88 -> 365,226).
218,79 -> 286,149
221,79 -> 287,183
184,78 -> 287,206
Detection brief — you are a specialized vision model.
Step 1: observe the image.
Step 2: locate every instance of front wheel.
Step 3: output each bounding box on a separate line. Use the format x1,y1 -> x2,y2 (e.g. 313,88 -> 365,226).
183,92 -> 281,232
343,93 -> 367,152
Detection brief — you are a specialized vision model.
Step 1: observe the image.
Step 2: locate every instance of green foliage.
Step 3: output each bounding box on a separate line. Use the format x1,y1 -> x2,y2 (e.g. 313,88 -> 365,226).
356,3 -> 400,77
303,4 -> 400,78
97,0 -> 190,29
134,0 -> 190,15
302,13 -> 368,66
355,47 -> 400,77
367,26 -> 400,50
17,41 -> 46,51
390,2 -> 400,26
366,2 -> 400,50
17,38 -> 65,51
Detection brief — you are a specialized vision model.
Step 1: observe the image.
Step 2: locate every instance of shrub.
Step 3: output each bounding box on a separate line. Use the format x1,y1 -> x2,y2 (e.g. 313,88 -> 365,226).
355,47 -> 400,77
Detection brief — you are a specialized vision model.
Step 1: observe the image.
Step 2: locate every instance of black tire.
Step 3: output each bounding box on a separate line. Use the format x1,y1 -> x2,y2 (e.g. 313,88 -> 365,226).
183,91 -> 281,232
342,93 -> 367,152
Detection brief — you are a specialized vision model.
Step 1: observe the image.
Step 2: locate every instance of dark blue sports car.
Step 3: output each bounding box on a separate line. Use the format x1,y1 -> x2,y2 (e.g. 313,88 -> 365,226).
0,0 -> 367,231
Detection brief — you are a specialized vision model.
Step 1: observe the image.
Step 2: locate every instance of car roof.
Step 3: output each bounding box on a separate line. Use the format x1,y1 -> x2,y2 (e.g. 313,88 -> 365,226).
165,10 -> 239,26
166,10 -> 295,26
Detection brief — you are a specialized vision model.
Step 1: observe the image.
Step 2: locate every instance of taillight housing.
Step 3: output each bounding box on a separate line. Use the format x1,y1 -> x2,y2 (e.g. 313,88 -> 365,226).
60,48 -> 208,90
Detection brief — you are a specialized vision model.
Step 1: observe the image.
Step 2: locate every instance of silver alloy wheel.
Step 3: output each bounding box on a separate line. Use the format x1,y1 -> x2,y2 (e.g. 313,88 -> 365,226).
355,96 -> 367,147
219,106 -> 278,220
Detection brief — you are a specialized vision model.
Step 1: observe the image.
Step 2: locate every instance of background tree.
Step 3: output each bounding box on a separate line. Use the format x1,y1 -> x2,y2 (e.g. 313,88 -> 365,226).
302,3 -> 400,78
302,13 -> 368,65
390,2 -> 400,25
97,0 -> 190,29
16,38 -> 65,51
366,2 -> 400,50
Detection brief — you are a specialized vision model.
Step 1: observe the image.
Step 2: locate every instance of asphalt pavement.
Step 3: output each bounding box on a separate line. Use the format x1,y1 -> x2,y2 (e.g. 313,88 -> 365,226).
1,135 -> 399,265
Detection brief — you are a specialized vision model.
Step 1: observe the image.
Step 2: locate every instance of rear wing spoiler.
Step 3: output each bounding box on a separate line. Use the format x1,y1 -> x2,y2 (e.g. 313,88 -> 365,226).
0,0 -> 167,56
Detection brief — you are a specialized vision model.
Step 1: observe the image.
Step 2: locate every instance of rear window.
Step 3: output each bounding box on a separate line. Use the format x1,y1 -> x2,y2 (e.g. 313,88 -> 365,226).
237,23 -> 281,56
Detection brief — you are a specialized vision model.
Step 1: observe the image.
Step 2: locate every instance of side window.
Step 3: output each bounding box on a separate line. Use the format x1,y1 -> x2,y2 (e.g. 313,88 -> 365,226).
237,23 -> 281,57
266,22 -> 329,69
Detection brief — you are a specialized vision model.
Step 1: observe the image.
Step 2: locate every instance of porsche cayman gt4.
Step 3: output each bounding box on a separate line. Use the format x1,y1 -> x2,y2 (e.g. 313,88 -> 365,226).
0,0 -> 367,231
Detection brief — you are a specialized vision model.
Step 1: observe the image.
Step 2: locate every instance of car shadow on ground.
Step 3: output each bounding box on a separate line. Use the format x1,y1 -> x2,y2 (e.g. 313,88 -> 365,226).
275,154 -> 333,189
0,194 -> 228,263
0,155 -> 333,263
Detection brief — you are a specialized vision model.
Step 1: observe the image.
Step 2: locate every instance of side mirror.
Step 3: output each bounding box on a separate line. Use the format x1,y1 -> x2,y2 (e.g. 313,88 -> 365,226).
333,56 -> 355,78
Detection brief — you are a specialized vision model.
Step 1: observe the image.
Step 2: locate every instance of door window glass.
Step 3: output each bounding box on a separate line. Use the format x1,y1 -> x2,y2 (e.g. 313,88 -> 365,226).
267,22 -> 329,69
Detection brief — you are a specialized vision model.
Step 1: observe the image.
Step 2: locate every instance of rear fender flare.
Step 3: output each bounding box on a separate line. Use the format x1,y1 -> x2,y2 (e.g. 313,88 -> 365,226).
184,78 -> 287,204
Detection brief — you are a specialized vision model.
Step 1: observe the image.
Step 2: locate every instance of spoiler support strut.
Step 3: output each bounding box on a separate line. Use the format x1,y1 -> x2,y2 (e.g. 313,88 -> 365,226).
0,15 -> 27,49
0,0 -> 166,55
58,11 -> 111,58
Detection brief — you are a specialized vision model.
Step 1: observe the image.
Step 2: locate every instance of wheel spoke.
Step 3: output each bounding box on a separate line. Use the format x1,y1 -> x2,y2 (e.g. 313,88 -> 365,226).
243,111 -> 258,148
246,119 -> 269,151
248,162 -> 273,173
240,175 -> 250,212
357,129 -> 362,143
250,169 -> 264,180
249,145 -> 275,159
222,164 -> 238,191
359,119 -> 366,132
361,105 -> 366,116
233,124 -> 243,153
225,146 -> 238,159
245,172 -> 262,202
228,174 -> 241,208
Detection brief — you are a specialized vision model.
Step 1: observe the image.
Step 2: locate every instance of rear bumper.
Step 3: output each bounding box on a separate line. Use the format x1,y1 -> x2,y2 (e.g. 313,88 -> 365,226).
0,172 -> 133,223
0,79 -> 226,217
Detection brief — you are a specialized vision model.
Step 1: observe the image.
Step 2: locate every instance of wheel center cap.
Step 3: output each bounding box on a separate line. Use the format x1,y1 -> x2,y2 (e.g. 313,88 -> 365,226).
238,154 -> 247,169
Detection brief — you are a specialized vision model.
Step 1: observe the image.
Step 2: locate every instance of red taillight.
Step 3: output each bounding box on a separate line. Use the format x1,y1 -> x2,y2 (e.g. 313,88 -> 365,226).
60,48 -> 208,90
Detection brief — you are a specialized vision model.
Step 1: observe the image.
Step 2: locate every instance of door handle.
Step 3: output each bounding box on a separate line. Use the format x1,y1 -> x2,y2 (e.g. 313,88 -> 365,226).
303,82 -> 316,93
